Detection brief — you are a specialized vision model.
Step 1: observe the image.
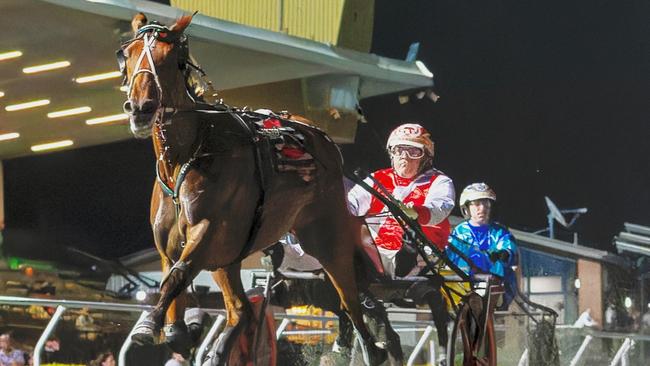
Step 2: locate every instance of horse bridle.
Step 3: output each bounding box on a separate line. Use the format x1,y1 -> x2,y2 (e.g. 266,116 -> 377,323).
117,23 -> 196,114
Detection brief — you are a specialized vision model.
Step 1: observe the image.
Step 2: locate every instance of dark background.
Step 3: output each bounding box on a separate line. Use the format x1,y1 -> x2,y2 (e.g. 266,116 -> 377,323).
3,0 -> 649,260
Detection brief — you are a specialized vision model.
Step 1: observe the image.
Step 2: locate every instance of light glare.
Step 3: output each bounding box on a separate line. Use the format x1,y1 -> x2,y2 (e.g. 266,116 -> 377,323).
31,140 -> 74,152
75,71 -> 122,83
85,113 -> 128,125
5,99 -> 50,111
0,51 -> 22,61
23,61 -> 71,74
135,290 -> 147,302
47,106 -> 92,118
0,132 -> 20,141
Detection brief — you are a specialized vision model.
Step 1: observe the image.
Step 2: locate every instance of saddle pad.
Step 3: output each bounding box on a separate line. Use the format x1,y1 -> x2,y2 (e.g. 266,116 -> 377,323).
256,117 -> 317,182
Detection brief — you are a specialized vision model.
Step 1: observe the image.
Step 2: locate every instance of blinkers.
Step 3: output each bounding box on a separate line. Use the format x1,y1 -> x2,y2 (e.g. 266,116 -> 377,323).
116,22 -> 190,86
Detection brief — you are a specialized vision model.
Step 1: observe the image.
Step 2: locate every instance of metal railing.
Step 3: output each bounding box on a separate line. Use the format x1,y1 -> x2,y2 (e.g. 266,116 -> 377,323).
0,296 -> 154,366
4,294 -> 648,366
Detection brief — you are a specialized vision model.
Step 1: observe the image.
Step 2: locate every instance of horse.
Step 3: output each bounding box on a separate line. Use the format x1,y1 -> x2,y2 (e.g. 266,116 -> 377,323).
117,13 -> 389,365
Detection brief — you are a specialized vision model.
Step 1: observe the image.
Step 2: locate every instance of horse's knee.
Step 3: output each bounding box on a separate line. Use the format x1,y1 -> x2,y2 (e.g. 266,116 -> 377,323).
160,260 -> 190,292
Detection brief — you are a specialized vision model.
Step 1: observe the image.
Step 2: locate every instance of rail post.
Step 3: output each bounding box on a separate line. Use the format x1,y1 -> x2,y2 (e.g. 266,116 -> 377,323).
275,318 -> 291,340
569,334 -> 593,366
406,325 -> 434,366
34,305 -> 66,366
610,338 -> 634,366
118,311 -> 150,366
517,348 -> 529,366
195,314 -> 226,366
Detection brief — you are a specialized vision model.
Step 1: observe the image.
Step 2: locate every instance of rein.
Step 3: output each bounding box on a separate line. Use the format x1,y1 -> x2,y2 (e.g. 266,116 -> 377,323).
120,25 -> 292,265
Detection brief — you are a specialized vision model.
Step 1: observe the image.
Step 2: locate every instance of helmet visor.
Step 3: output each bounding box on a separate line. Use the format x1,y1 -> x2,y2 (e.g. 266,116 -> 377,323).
390,144 -> 425,159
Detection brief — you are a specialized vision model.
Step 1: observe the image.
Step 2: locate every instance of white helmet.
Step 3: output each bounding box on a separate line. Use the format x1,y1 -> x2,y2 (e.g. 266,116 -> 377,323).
386,123 -> 434,157
459,183 -> 496,218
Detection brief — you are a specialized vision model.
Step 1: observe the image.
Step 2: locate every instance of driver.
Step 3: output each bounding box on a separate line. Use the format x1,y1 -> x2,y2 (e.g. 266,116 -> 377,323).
446,183 -> 518,309
347,123 -> 455,364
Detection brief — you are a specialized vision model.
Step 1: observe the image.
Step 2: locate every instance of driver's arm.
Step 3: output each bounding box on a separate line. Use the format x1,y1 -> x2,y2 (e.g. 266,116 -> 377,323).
413,175 -> 455,225
491,229 -> 517,266
346,176 -> 374,216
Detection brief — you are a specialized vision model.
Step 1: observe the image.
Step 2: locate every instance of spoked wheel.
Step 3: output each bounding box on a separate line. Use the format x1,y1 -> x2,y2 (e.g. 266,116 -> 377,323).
447,293 -> 497,366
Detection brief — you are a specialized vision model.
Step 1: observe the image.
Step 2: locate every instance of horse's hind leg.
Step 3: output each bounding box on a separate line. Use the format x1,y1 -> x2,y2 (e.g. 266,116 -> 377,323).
204,262 -> 254,366
295,221 -> 387,366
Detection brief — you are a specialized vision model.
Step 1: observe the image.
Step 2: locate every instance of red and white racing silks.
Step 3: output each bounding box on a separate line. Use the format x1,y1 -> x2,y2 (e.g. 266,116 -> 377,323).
347,168 -> 455,251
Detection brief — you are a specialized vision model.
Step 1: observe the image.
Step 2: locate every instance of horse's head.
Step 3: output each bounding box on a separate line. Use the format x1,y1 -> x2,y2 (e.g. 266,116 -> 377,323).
118,13 -> 194,138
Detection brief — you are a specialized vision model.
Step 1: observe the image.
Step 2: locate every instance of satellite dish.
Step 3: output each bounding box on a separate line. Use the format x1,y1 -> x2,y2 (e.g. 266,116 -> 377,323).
545,196 -> 568,227
540,196 -> 588,241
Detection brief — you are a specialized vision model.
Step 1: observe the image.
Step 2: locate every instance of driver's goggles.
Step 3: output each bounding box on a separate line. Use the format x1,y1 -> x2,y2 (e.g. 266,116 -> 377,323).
390,145 -> 425,159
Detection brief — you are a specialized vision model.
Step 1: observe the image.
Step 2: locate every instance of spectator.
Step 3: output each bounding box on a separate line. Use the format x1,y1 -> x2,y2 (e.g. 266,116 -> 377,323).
641,304 -> 650,334
573,308 -> 597,328
604,303 -> 617,331
89,351 -> 115,366
0,334 -> 25,366
164,352 -> 185,366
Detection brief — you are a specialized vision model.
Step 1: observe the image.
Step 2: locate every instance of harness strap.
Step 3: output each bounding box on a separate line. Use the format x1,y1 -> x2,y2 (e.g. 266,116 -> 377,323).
227,112 -> 267,265
155,111 -> 267,262
156,129 -> 209,248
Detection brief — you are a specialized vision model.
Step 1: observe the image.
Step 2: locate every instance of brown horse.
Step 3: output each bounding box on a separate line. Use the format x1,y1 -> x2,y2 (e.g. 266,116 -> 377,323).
118,13 -> 387,365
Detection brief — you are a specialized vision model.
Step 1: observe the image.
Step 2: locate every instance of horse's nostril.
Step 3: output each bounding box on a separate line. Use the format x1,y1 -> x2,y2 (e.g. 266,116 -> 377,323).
123,101 -> 134,114
140,100 -> 157,114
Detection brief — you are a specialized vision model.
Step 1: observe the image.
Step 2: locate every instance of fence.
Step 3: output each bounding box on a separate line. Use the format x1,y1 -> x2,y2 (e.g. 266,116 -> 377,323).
2,295 -> 649,365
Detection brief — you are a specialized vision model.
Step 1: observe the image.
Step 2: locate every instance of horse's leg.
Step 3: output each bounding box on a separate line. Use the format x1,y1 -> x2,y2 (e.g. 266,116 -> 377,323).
206,262 -> 254,366
161,257 -> 194,356
296,221 -> 387,366
133,186 -> 194,350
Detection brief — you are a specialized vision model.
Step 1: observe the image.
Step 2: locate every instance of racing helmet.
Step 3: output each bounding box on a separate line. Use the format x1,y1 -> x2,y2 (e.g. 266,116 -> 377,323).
459,183 -> 496,218
386,123 -> 435,158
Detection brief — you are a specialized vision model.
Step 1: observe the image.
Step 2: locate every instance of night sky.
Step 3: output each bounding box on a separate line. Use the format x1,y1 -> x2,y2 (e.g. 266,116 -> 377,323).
3,0 -> 649,261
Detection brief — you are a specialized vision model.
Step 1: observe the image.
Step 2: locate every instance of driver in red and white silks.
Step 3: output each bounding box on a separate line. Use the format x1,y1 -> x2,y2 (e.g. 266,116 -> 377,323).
347,123 -> 454,364
347,123 -> 455,276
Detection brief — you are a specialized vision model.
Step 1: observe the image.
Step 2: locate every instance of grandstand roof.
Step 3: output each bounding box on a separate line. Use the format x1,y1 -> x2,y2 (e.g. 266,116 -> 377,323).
0,0 -> 433,159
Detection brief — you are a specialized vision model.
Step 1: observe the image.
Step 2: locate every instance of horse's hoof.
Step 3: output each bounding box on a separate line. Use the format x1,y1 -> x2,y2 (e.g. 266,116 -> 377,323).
131,318 -> 157,346
164,320 -> 192,358
131,332 -> 155,346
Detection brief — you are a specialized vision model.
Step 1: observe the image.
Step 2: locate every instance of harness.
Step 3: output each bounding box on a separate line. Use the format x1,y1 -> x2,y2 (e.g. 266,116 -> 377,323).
118,23 -> 320,282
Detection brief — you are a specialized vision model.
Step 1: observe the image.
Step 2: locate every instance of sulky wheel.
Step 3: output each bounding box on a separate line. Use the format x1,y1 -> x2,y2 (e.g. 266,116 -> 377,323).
447,292 -> 497,366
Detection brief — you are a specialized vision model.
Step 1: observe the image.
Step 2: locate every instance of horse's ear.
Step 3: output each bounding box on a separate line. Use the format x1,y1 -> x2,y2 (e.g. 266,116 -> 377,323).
131,13 -> 148,35
169,12 -> 196,33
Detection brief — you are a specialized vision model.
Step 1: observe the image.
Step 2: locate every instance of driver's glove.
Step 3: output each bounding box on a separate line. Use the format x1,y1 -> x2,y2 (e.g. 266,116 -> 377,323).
489,250 -> 510,263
